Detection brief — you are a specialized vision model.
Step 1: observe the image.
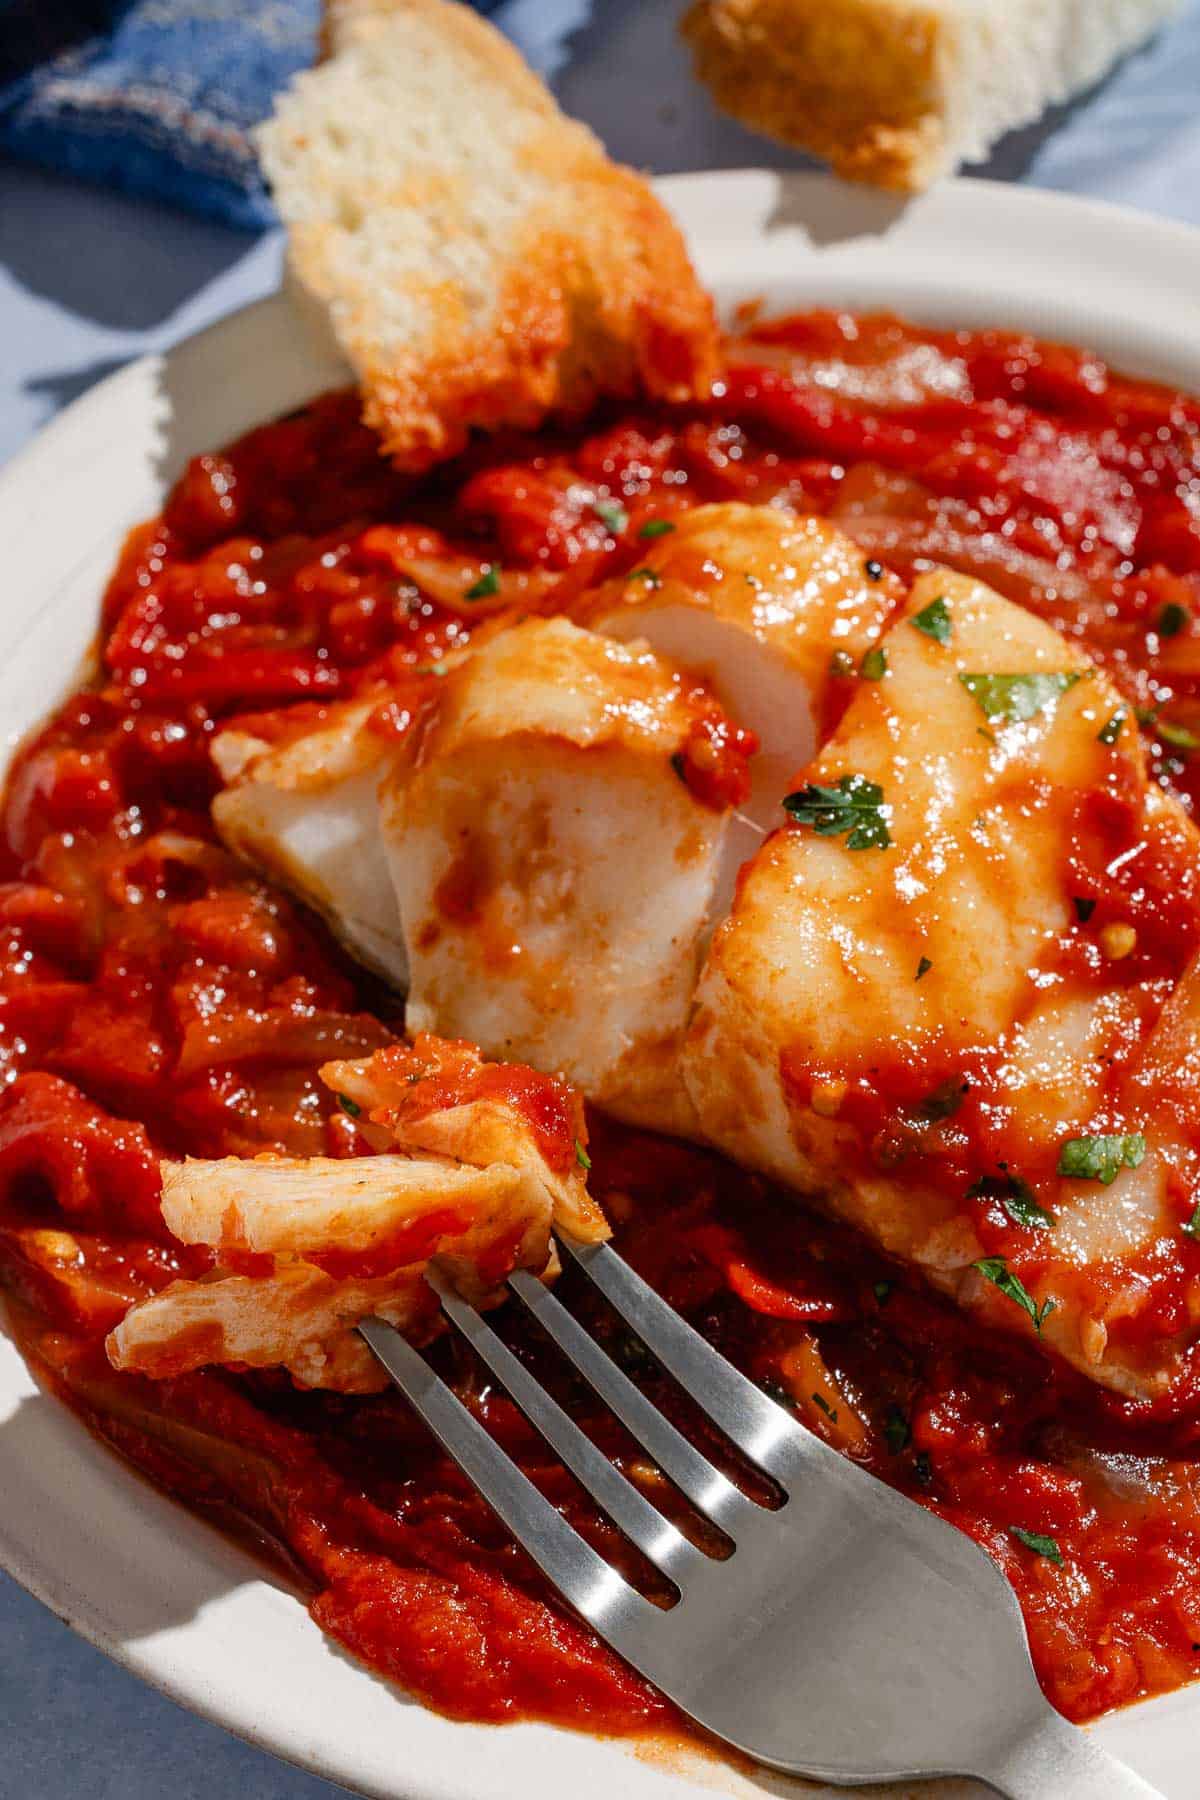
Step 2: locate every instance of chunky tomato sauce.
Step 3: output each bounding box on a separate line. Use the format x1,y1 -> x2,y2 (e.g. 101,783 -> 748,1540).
5,311 -> 1200,1741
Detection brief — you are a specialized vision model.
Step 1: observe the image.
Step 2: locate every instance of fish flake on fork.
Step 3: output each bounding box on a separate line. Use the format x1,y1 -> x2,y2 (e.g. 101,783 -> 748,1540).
359,1236 -> 1163,1799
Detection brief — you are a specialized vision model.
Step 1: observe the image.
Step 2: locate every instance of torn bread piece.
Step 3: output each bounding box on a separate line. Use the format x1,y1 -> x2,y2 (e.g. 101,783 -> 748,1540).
258,0 -> 720,470
684,567 -> 1200,1403
381,616 -> 755,1135
577,503 -> 902,915
107,1036 -> 606,1391
682,0 -> 1181,192
212,698 -> 408,987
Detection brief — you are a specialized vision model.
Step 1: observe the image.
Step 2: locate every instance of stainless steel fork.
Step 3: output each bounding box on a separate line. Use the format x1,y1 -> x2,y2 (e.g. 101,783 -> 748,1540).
359,1234 -> 1165,1799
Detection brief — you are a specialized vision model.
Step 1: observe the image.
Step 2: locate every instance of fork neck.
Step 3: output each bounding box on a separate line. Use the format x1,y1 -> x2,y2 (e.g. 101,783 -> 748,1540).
974,1714 -> 1164,1800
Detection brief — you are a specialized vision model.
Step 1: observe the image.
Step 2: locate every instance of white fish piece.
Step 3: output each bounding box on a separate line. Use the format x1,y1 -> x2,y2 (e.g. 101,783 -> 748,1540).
212,697 -> 408,986
323,1031 -> 607,1244
382,616 -> 745,1134
577,503 -> 901,917
107,1260 -> 440,1394
684,567 -> 1200,1403
107,1035 -> 606,1391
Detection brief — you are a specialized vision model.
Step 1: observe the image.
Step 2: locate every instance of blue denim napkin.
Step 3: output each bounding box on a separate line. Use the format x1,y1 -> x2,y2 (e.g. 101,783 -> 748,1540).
0,1 -> 497,231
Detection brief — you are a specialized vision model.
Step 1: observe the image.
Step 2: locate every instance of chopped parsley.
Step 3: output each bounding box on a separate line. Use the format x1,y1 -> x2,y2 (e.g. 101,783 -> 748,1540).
759,1377 -> 795,1409
873,1280 -> 893,1306
783,774 -> 891,850
336,1092 -> 361,1119
1057,1133 -> 1146,1186
959,671 -> 1082,724
1184,1204 -> 1200,1240
1158,601 -> 1190,639
864,559 -> 885,582
638,517 -> 674,539
911,596 -> 952,644
1009,1527 -> 1064,1566
1156,718 -> 1200,753
574,1139 -> 592,1171
915,955 -> 933,981
811,1391 -> 838,1422
967,1171 -> 1055,1231
1073,896 -> 1097,923
592,497 -> 629,535
628,566 -> 662,588
973,1256 -> 1056,1333
465,564 -> 501,600
859,646 -> 888,680
1097,710 -> 1126,746
829,649 -> 856,678
883,1405 -> 911,1454
910,1078 -> 969,1125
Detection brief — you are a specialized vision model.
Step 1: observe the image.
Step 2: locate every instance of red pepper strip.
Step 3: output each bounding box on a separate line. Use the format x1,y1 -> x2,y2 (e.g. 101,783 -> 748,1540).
121,649 -> 341,706
691,1224 -> 852,1322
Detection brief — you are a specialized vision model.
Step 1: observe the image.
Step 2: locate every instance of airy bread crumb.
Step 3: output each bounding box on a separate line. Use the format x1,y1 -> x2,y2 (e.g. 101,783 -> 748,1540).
258,0 -> 720,469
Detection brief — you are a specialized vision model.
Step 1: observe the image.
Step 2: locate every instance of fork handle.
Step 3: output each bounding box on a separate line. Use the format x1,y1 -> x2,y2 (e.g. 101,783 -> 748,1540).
977,1714 -> 1167,1800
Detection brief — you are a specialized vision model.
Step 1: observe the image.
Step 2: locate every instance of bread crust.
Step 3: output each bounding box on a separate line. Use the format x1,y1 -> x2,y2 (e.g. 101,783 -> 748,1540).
262,0 -> 720,469
682,0 -> 951,191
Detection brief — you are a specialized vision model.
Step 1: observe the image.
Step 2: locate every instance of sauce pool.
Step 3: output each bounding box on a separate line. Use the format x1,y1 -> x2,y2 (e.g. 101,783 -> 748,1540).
3,311 -> 1200,1739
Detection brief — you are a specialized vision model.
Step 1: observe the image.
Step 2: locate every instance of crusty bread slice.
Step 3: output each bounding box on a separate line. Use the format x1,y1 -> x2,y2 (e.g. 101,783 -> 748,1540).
682,0 -> 1181,191
257,0 -> 719,469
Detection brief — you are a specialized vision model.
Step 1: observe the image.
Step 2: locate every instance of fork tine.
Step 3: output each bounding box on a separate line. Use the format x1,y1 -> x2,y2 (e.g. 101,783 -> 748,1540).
507,1269 -> 758,1537
430,1274 -> 712,1586
557,1234 -> 822,1486
356,1317 -> 662,1648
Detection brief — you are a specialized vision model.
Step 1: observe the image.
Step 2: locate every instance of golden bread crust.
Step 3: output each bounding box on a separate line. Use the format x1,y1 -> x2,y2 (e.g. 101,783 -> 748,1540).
681,0 -> 951,192
271,0 -> 720,468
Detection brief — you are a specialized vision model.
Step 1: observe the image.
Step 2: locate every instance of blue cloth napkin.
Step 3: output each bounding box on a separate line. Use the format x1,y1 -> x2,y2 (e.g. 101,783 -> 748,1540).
0,0 -> 496,231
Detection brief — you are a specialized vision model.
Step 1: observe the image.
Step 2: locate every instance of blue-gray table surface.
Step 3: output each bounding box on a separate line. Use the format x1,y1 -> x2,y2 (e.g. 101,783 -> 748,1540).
3,2 -> 1200,1794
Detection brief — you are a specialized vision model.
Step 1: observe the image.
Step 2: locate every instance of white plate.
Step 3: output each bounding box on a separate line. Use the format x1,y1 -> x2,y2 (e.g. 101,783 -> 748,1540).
2,169 -> 1200,1800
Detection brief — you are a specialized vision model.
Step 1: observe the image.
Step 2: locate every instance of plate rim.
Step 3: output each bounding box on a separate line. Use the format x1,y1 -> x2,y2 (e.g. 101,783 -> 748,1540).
4,165 -> 1200,1800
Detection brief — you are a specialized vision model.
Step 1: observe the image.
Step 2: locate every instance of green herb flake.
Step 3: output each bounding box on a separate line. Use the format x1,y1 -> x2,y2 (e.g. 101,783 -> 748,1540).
1158,601 -> 1190,639
1097,710 -> 1127,746
593,497 -> 629,535
1156,718 -> 1200,753
336,1092 -> 361,1119
811,1392 -> 838,1423
911,596 -> 952,645
864,559 -> 885,583
973,1256 -> 1057,1333
1057,1133 -> 1146,1185
829,649 -> 856,679
859,646 -> 888,681
916,955 -> 933,981
1183,1204 -> 1200,1240
913,1451 -> 933,1486
883,1405 -> 911,1455
959,671 -> 1082,724
638,518 -> 674,539
574,1139 -> 592,1172
1009,1526 -> 1064,1566
910,1078 -> 969,1125
759,1376 -> 795,1409
628,566 -> 662,589
873,1280 -> 893,1306
465,564 -> 501,600
967,1172 -> 1055,1231
783,774 -> 892,851
1073,896 -> 1097,924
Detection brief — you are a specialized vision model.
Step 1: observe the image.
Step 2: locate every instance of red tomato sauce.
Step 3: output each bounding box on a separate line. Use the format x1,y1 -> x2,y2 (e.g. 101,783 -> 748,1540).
4,312 -> 1200,1741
